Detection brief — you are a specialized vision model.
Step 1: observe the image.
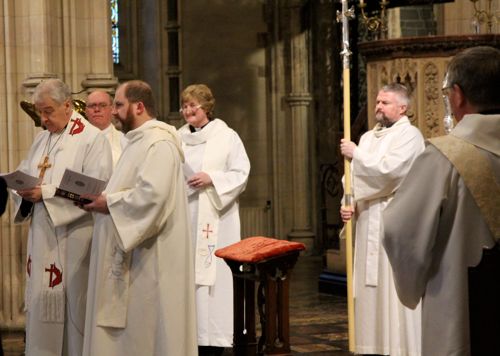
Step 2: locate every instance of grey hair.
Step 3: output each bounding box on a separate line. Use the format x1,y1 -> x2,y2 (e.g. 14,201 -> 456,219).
32,79 -> 72,105
380,83 -> 411,107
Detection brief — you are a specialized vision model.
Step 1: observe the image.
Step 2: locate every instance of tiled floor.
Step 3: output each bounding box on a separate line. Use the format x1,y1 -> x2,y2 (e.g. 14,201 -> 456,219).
288,255 -> 350,355
1,255 -> 350,355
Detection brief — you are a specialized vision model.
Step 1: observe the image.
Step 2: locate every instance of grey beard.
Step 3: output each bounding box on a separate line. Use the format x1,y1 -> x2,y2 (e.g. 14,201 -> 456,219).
376,114 -> 394,128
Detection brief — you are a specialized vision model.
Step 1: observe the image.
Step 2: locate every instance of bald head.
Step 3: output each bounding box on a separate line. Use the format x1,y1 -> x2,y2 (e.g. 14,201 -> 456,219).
86,90 -> 114,130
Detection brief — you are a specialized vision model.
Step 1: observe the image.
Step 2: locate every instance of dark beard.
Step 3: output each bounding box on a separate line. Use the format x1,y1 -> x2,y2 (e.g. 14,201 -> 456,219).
119,106 -> 135,134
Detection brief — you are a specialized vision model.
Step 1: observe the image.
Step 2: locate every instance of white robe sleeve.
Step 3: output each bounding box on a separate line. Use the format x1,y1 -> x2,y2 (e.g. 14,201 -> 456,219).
382,146 -> 448,309
106,140 -> 179,253
43,133 -> 113,227
12,134 -> 45,222
12,159 -> 34,223
205,132 -> 250,211
353,128 -> 424,202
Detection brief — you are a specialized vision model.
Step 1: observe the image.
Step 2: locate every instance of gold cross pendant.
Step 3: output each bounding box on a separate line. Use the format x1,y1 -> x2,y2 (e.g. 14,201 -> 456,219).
38,156 -> 52,180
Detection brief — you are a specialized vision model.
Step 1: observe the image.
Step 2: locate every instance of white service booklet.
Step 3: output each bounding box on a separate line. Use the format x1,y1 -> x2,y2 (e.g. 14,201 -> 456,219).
182,163 -> 197,196
0,171 -> 41,190
58,168 -> 107,196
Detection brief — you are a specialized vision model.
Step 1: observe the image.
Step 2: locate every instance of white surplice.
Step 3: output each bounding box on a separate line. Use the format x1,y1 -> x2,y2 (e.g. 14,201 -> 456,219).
13,112 -> 113,356
83,120 -> 198,356
179,119 -> 250,347
348,116 -> 424,356
102,124 -> 126,167
383,114 -> 499,356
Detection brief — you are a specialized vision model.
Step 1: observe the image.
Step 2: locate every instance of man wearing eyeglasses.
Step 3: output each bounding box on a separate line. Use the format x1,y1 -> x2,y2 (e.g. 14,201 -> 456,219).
383,46 -> 500,355
86,90 -> 125,166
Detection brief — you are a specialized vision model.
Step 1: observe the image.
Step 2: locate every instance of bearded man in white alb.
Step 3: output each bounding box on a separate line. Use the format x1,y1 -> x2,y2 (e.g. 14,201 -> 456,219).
13,78 -> 113,356
81,80 -> 197,356
340,83 -> 424,356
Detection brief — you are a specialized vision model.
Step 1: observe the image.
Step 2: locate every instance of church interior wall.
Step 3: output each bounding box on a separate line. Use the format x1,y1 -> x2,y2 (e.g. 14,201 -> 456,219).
179,1 -> 273,235
1,0 -> 499,332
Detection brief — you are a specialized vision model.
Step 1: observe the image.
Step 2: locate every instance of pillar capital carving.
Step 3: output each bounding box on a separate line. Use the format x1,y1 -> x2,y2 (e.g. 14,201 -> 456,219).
81,74 -> 119,94
22,73 -> 59,96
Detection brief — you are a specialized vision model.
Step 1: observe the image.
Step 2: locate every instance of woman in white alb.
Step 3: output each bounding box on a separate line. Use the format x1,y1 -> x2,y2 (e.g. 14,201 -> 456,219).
179,84 -> 250,356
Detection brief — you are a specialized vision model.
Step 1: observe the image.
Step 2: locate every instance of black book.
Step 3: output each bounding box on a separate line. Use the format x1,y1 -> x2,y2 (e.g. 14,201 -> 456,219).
55,188 -> 92,204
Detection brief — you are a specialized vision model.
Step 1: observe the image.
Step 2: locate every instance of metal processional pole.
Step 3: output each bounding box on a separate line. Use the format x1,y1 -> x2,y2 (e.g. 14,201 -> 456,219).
336,0 -> 356,352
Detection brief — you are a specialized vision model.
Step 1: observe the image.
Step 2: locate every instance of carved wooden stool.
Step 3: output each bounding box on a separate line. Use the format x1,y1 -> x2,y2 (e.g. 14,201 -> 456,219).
215,236 -> 305,356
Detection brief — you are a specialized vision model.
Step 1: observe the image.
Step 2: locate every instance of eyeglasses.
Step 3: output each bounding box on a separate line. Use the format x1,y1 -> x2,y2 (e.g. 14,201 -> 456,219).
179,104 -> 202,113
87,103 -> 111,110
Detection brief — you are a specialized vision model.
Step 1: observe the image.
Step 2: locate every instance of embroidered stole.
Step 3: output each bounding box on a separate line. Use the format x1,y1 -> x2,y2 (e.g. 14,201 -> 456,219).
182,120 -> 231,286
96,239 -> 132,328
429,135 -> 500,241
30,130 -> 68,323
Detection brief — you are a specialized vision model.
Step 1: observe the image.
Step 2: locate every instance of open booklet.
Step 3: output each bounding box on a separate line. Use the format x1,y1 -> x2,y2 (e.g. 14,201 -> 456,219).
55,169 -> 107,204
1,169 -> 107,204
0,171 -> 41,190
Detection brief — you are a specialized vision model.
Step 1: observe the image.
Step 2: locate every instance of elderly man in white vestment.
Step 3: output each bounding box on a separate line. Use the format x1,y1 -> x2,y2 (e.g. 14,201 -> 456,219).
80,80 -> 197,356
179,84 -> 250,356
383,46 -> 500,356
13,78 -> 113,356
85,90 -> 126,166
340,83 -> 424,356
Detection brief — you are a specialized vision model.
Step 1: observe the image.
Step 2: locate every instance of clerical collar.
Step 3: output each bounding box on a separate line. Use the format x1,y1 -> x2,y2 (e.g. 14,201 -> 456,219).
376,121 -> 395,130
189,121 -> 210,132
51,124 -> 68,136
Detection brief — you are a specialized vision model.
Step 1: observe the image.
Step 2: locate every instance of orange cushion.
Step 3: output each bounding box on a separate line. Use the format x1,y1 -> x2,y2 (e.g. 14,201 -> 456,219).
215,236 -> 306,263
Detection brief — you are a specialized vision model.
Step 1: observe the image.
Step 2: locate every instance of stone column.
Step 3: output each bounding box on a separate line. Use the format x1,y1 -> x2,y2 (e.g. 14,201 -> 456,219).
2,0 -> 65,330
20,0 -> 61,94
1,0 -> 118,332
285,1 -> 314,250
81,0 -> 118,93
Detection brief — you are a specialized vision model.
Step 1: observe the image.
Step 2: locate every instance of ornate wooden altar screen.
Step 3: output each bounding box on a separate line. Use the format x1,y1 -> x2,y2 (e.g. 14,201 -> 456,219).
359,34 -> 499,139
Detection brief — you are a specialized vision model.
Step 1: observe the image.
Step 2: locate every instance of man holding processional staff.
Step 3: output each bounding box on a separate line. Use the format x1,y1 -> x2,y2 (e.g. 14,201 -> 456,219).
337,2 -> 423,355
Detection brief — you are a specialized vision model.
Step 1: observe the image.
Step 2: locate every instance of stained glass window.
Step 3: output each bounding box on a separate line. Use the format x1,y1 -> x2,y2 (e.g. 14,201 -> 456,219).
111,0 -> 119,64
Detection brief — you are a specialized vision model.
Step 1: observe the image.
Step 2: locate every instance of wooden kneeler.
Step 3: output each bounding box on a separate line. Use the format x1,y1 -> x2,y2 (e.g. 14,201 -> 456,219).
215,236 -> 305,355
